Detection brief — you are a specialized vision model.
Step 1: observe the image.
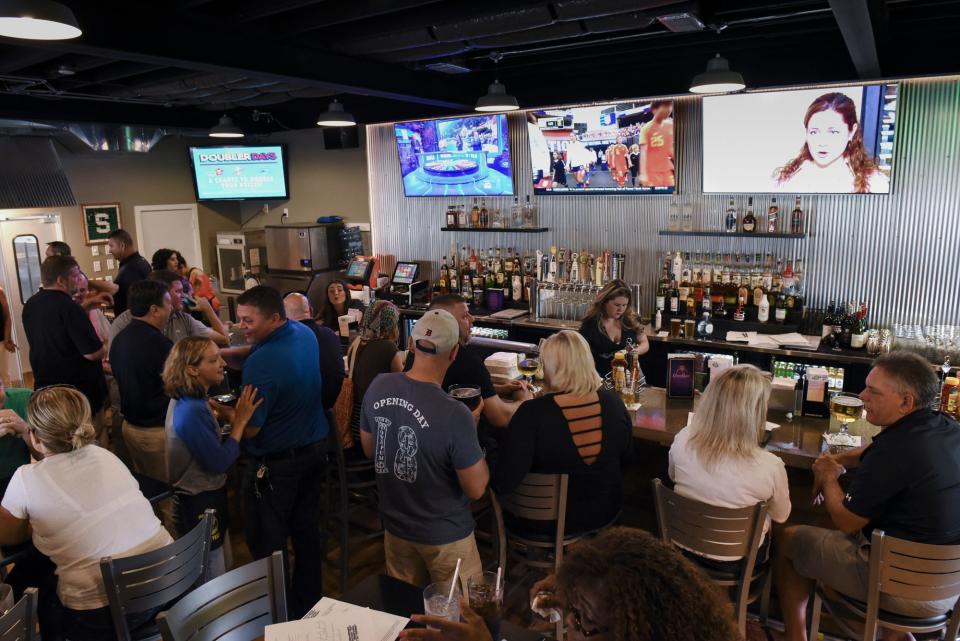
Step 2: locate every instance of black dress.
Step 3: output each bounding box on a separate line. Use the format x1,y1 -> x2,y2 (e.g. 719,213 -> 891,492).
629,151 -> 640,179
578,318 -> 638,378
551,158 -> 567,186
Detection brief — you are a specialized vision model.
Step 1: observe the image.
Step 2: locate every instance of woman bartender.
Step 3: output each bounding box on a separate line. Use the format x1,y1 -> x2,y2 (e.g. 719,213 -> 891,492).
579,279 -> 649,378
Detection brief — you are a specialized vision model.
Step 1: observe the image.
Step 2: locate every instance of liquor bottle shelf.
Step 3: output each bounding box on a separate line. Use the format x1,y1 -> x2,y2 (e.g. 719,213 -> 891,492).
441,227 -> 549,233
658,230 -> 806,239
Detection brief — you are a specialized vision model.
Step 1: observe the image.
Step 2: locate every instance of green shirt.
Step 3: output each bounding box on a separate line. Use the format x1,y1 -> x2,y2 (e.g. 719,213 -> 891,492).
0,388 -> 30,481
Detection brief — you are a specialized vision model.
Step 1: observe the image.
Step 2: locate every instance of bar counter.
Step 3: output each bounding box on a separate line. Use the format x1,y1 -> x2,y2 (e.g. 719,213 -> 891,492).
629,387 -> 880,470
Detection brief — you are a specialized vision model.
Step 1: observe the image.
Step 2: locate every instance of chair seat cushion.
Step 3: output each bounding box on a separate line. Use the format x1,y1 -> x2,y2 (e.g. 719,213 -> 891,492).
825,589 -> 950,628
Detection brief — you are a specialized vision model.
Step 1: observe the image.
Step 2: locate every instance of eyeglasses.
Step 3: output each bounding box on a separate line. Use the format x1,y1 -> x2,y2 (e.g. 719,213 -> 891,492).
568,605 -> 610,638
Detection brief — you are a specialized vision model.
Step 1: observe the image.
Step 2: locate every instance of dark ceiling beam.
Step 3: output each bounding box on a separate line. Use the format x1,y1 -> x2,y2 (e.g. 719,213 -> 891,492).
0,48 -> 63,75
64,62 -> 167,90
268,0 -> 446,33
0,30 -> 472,110
828,0 -> 882,78
230,0 -> 327,24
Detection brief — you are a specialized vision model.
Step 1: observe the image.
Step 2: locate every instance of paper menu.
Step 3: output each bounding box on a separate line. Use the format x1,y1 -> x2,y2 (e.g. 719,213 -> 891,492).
276,598 -> 409,641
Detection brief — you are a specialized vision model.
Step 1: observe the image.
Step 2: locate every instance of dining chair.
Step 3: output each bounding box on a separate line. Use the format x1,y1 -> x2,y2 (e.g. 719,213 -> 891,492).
156,550 -> 287,641
0,587 -> 37,641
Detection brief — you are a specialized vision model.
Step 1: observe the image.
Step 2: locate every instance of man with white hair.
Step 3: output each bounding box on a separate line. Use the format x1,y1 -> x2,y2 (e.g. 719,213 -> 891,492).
283,292 -> 344,410
360,309 -> 488,591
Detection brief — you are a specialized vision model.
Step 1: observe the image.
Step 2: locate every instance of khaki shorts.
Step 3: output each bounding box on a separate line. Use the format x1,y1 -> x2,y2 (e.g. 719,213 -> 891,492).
384,530 -> 483,594
791,526 -> 956,618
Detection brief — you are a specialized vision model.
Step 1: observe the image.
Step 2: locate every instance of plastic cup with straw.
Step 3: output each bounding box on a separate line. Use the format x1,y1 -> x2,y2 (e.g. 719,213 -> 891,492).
423,558 -> 463,625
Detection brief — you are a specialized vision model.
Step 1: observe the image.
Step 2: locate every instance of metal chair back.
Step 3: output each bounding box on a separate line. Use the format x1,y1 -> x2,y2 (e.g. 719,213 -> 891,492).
651,478 -> 769,635
156,551 -> 287,641
0,587 -> 37,641
101,509 -> 214,641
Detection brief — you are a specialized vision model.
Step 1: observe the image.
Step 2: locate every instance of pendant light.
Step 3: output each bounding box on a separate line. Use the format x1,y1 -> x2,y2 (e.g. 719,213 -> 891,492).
316,99 -> 356,127
475,52 -> 519,112
0,0 -> 82,40
689,53 -> 745,94
208,115 -> 244,139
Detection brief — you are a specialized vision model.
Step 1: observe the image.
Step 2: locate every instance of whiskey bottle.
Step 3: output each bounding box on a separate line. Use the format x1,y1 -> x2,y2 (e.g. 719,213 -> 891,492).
767,197 -> 779,233
790,197 -> 804,234
742,197 -> 757,233
725,198 -> 737,233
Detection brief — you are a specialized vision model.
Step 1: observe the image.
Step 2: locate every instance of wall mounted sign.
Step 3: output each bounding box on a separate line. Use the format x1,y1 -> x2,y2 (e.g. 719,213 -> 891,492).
82,203 -> 121,245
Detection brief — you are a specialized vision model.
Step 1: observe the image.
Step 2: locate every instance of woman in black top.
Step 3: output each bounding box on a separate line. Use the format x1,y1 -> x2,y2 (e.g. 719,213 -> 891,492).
493,330 -> 633,536
578,279 -> 649,378
628,144 -> 641,186
319,279 -> 365,329
551,152 -> 567,186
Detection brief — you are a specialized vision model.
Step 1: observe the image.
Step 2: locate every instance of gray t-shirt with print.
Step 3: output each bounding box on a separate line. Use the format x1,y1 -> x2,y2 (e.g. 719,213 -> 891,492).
360,372 -> 483,545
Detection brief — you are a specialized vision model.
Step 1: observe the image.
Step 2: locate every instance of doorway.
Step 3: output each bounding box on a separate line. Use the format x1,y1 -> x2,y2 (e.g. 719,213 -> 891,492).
0,214 -> 64,386
134,204 -> 203,271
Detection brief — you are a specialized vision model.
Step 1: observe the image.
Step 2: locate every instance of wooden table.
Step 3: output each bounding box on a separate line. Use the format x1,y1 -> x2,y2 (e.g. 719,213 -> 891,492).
630,387 -> 880,470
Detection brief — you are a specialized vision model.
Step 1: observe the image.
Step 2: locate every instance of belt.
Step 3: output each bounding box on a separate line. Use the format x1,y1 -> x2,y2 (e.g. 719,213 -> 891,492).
255,439 -> 327,463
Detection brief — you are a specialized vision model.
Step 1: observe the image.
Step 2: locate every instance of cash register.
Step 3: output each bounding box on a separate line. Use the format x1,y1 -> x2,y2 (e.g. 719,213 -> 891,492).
387,261 -> 428,307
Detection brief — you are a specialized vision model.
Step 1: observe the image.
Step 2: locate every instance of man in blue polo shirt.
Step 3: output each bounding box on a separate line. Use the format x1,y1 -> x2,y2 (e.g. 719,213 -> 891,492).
232,285 -> 327,617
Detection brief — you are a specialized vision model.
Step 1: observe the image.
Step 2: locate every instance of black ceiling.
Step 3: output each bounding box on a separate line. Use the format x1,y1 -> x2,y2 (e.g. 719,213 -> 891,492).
0,0 -> 956,133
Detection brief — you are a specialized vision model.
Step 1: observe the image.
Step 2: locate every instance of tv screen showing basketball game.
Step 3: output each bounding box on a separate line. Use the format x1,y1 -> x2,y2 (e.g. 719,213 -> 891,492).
702,84 -> 898,194
394,114 -> 513,197
527,100 -> 675,194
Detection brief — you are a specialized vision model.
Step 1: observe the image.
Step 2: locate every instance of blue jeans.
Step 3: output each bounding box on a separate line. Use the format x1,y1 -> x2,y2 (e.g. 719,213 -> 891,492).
241,439 -> 327,618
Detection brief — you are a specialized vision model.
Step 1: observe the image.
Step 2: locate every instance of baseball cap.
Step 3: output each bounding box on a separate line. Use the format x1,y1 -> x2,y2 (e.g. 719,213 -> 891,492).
411,309 -> 459,354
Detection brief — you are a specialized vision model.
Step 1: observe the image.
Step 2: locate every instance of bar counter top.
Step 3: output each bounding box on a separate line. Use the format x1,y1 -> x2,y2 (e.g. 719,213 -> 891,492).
630,386 -> 880,470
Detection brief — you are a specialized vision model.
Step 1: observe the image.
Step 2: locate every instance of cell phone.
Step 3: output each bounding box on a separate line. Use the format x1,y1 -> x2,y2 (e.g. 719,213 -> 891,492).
183,294 -> 198,310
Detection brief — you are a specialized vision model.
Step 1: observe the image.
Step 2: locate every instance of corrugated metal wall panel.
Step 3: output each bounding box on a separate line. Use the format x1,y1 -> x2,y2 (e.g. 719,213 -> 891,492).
0,138 -> 75,209
368,79 -> 960,328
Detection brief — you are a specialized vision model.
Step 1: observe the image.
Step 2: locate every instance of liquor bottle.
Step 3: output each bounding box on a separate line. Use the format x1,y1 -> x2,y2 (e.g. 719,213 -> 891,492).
470,198 -> 480,227
742,197 -> 757,233
693,269 -> 704,309
457,204 -> 467,228
790,197 -> 803,234
449,258 -> 460,294
757,293 -> 770,323
752,280 -> 765,308
733,302 -> 746,322
494,247 -> 505,287
656,270 -> 669,311
469,246 -> 478,275
702,286 -> 712,313
724,198 -> 737,233
439,256 -> 449,293
822,302 -> 835,339
697,311 -> 714,340
511,255 -> 523,303
761,255 -> 773,291
713,252 -> 724,285
775,292 -> 787,323
686,293 -> 696,318
679,260 -> 691,303
841,303 -> 855,348
767,197 -> 779,233
782,260 -> 795,292
511,197 -> 522,227
680,253 -> 692,288
479,199 -> 489,228
446,206 -> 457,228
671,250 -> 683,283
461,274 -> 472,301
669,281 -> 680,314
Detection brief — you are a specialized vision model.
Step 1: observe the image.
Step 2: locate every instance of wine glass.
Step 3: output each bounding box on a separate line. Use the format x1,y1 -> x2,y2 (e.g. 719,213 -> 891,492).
829,392 -> 864,437
517,353 -> 540,386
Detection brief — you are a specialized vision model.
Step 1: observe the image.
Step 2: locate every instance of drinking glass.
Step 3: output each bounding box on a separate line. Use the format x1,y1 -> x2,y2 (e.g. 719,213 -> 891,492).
517,353 -> 540,385
448,384 -> 482,411
829,391 -> 864,436
468,572 -> 502,641
423,581 -> 461,626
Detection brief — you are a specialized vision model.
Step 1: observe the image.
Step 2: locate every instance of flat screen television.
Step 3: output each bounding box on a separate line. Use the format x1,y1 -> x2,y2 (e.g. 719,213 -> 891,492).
528,99 -> 676,194
702,84 -> 898,194
394,114 -> 513,197
188,145 -> 289,200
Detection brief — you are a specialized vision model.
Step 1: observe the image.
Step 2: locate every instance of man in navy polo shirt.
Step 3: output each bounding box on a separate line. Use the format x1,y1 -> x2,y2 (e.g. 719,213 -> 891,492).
231,285 -> 327,617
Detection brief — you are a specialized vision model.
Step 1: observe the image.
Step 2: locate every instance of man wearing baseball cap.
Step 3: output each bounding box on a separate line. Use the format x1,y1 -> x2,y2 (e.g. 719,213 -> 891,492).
360,309 -> 488,591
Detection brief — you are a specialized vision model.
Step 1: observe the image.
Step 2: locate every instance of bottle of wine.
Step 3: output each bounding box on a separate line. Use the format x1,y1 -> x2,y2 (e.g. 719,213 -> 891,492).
439,256 -> 449,293
822,302 -> 835,339
791,196 -> 804,234
669,281 -> 680,314
742,197 -> 757,233
656,270 -> 669,311
775,292 -> 787,323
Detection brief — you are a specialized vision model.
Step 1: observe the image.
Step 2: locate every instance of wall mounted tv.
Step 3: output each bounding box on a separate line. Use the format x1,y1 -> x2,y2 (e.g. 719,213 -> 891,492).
394,114 -> 513,197
702,84 -> 898,194
188,145 -> 289,200
528,99 -> 675,195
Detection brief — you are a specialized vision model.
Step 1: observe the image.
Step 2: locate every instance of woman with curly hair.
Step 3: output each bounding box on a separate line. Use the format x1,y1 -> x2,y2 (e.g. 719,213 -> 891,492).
402,526 -> 740,641
579,279 -> 649,378
773,91 -> 889,194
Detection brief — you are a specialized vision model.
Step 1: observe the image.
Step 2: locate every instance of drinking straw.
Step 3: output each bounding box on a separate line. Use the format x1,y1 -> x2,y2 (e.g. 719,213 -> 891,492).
447,558 -> 463,605
495,566 -> 503,600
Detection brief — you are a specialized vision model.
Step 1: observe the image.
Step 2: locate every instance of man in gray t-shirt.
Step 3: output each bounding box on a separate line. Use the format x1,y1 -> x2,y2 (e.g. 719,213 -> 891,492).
360,309 -> 488,590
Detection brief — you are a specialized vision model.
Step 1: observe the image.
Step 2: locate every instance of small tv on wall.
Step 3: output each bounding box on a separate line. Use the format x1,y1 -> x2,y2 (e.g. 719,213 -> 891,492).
188,145 -> 289,200
394,114 -> 513,197
702,84 -> 898,194
528,99 -> 676,194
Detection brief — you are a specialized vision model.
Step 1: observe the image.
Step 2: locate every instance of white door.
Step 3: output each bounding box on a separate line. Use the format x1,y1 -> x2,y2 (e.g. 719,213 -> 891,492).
0,214 -> 63,385
134,204 -> 203,271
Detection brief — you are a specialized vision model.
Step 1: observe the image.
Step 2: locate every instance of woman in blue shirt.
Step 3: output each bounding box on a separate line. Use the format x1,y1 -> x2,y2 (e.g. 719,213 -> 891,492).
163,336 -> 260,575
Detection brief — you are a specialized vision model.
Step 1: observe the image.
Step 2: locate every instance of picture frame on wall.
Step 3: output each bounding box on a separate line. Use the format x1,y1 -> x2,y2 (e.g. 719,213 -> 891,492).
81,203 -> 121,245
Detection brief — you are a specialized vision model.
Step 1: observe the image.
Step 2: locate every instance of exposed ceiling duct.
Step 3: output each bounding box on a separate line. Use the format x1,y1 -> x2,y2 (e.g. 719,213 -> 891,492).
0,118 -> 209,152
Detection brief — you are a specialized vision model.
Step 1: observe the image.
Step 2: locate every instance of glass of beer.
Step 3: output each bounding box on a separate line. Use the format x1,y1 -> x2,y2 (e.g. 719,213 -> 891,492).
670,318 -> 682,338
516,353 -> 541,385
468,572 -> 502,640
829,392 -> 864,436
448,384 -> 482,411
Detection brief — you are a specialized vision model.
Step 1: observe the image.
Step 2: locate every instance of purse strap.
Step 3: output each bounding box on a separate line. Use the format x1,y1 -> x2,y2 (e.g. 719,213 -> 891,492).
346,338 -> 361,379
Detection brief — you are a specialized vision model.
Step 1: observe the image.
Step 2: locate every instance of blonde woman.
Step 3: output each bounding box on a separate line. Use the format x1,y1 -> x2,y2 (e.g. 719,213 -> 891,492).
493,330 -> 633,536
164,337 -> 261,577
579,279 -> 650,377
0,386 -> 172,640
668,364 -> 791,569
